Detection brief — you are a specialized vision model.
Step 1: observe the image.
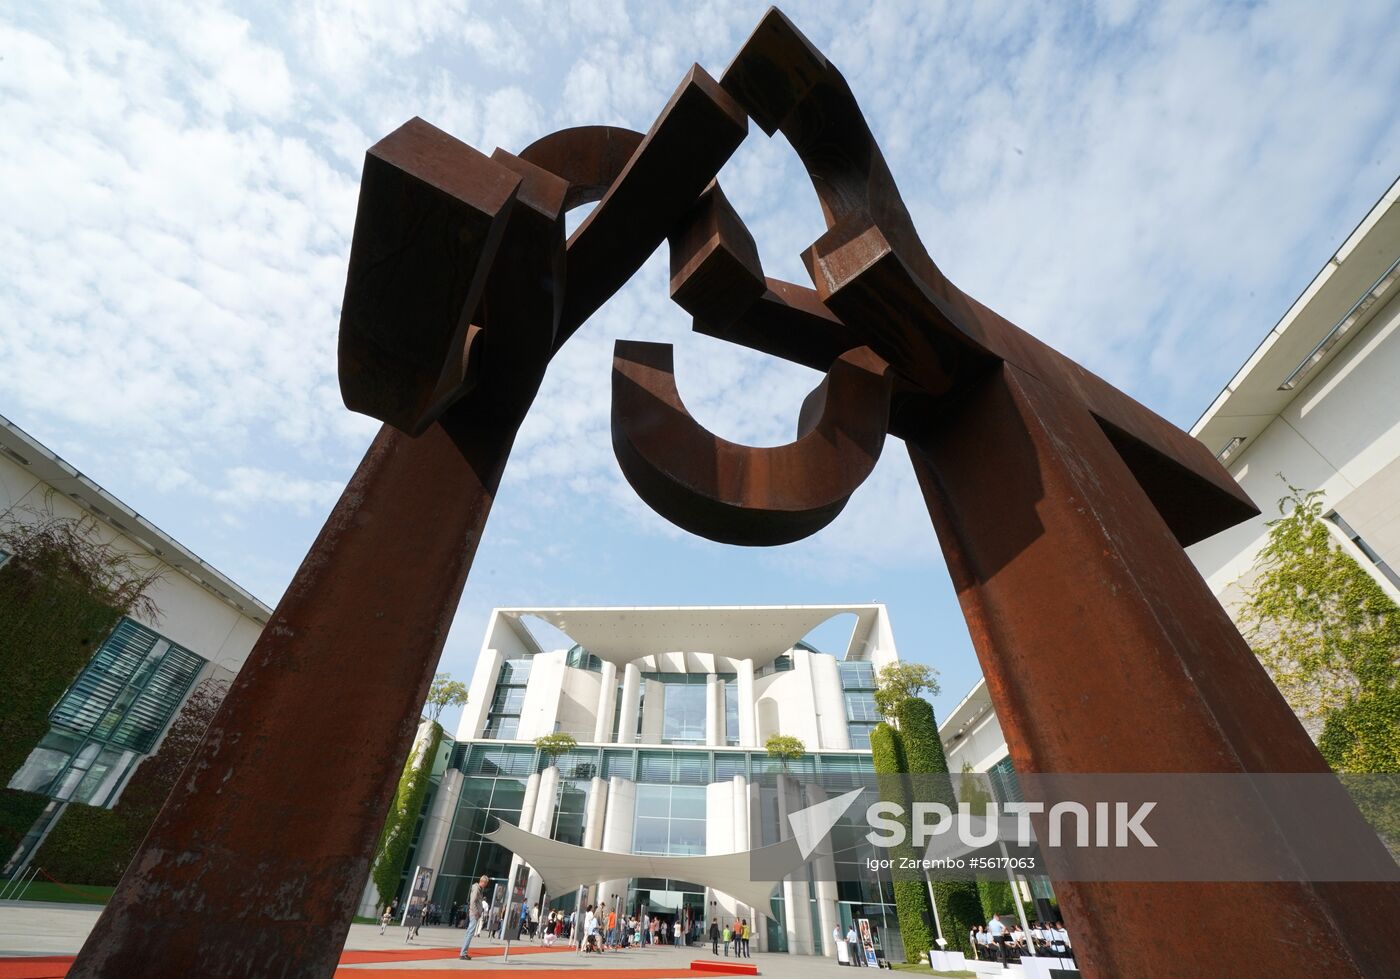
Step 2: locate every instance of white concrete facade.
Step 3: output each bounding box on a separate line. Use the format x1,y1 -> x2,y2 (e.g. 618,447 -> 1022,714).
1,413 -> 268,818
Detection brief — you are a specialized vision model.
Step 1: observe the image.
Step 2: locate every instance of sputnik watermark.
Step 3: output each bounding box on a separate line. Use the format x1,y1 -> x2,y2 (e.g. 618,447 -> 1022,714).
864,800 -> 1159,849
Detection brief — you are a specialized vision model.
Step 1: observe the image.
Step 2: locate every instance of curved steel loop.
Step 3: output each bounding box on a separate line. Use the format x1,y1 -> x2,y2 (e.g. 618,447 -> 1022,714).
519,125 -> 644,212
611,339 -> 893,546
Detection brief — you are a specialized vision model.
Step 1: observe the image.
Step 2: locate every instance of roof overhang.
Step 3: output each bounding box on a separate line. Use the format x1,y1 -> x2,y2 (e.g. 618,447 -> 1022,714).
1192,176 -> 1400,461
498,604 -> 883,667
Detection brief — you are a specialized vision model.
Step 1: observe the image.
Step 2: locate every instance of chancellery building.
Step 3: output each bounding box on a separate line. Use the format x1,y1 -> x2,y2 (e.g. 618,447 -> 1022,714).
390,604 -> 910,958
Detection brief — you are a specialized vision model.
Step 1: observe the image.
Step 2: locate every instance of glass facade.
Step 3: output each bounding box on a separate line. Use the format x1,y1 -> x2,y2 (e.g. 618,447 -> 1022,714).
838,661 -> 879,749
8,618 -> 204,807
483,659 -> 531,740
634,783 -> 707,854
421,739 -> 900,956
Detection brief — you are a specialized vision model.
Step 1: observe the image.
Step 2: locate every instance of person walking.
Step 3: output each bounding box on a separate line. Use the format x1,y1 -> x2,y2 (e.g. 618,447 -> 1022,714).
458,874 -> 490,961
845,925 -> 860,966
709,917 -> 720,955
674,918 -> 683,947
379,906 -> 392,936
741,919 -> 750,957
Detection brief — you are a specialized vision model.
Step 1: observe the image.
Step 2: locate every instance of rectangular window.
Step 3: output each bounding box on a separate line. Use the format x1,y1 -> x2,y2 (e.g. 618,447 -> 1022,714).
661,684 -> 706,744
632,784 -> 708,856
844,691 -> 880,722
838,661 -> 875,690
484,659 -> 531,740
724,683 -> 739,745
1327,510 -> 1400,591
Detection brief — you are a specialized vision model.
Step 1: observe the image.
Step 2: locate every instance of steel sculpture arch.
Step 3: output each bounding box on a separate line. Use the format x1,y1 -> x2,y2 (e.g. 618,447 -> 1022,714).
68,9 -> 1400,979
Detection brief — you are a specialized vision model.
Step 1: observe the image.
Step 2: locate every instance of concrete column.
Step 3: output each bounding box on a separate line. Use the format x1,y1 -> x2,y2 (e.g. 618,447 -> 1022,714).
616,662 -> 641,744
597,776 -> 635,911
776,774 -> 813,955
804,784 -> 840,956
507,770 -> 543,910
525,765 -> 560,903
640,679 -> 664,742
460,647 -> 502,739
582,776 -> 609,849
736,659 -> 755,747
705,673 -> 721,746
730,775 -> 750,932
412,768 -> 463,880
811,654 -> 850,750
594,660 -> 618,743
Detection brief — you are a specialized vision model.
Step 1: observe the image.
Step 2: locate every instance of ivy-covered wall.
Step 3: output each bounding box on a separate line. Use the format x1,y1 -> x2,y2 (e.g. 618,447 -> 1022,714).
1239,487 -> 1399,773
30,678 -> 228,886
894,698 -> 982,956
0,559 -> 121,784
370,721 -> 443,910
869,721 -> 932,964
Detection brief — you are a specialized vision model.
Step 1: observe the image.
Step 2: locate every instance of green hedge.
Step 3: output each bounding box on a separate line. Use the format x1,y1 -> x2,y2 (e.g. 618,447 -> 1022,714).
0,560 -> 120,782
870,722 -> 932,963
894,698 -> 981,956
370,721 -> 443,909
0,787 -> 50,856
29,803 -> 143,886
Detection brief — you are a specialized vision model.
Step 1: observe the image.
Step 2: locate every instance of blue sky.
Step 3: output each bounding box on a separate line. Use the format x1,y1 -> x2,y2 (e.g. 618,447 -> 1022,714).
2,1 -> 1398,733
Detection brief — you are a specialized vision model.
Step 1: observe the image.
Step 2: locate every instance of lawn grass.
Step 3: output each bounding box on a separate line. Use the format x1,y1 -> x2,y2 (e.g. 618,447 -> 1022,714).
5,880 -> 113,905
888,965 -> 975,978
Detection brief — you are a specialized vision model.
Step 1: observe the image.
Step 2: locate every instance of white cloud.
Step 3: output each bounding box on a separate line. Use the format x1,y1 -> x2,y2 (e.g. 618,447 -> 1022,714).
1,0 -> 1397,706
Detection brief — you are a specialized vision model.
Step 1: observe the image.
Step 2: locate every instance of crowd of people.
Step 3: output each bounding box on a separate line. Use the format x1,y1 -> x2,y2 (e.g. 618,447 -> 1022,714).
969,916 -> 1073,964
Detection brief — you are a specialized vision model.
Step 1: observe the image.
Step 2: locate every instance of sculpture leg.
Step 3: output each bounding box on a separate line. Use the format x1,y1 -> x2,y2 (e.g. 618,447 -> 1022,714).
67,398 -> 524,979
907,362 -> 1400,977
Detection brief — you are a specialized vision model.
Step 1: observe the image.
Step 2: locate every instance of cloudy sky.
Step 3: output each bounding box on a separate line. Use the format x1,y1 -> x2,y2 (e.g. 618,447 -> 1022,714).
3,0 -> 1398,732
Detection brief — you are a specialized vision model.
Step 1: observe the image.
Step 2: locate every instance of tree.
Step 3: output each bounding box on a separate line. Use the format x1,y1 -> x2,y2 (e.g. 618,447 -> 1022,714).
764,734 -> 806,773
1237,484 -> 1399,772
423,672 -> 469,723
371,723 -> 443,909
873,662 -> 940,719
534,732 -> 578,759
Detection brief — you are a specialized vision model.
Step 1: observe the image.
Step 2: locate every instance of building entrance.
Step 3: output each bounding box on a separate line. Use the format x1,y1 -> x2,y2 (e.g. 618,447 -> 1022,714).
626,878 -> 705,945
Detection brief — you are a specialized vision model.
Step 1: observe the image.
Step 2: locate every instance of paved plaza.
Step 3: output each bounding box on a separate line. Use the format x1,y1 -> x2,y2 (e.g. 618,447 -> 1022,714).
1,903 -> 966,979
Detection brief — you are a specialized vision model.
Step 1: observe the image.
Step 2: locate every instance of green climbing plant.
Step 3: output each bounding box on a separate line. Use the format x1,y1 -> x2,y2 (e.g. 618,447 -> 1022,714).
895,698 -> 981,958
0,502 -> 164,788
1237,483 -> 1399,772
371,722 -> 444,909
869,721 -> 933,964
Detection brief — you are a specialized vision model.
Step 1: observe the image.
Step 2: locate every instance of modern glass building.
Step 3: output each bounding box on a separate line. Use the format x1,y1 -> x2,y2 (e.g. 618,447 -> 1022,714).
397,604 -> 910,958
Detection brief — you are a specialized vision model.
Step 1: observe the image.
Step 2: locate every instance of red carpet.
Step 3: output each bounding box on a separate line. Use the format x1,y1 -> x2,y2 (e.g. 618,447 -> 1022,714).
0,948 -> 742,978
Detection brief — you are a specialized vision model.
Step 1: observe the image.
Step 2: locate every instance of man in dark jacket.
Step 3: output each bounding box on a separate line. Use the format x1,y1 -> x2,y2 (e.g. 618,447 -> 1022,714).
709,918 -> 721,955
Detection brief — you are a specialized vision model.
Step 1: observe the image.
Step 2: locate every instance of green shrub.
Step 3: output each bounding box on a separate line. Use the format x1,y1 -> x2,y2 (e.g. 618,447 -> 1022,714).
894,698 -> 981,956
870,722 -> 932,963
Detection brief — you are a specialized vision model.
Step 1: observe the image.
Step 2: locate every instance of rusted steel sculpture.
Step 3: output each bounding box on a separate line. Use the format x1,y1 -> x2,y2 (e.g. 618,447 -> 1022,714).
69,9 -> 1400,979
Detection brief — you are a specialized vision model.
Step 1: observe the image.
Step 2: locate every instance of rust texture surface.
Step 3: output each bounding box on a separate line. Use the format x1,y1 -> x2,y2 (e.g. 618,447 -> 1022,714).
69,6 -> 1399,979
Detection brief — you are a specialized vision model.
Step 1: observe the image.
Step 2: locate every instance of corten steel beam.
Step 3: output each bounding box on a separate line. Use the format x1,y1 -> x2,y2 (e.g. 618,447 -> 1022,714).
67,407 -> 526,979
906,362 -> 1400,977
69,118 -> 569,979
